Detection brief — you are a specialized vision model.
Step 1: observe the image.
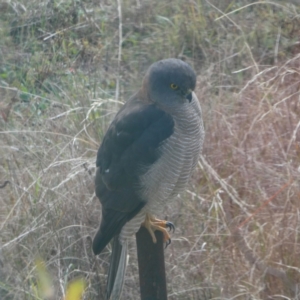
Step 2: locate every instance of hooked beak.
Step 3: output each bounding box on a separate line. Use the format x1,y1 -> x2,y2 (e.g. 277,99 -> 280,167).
186,89 -> 193,102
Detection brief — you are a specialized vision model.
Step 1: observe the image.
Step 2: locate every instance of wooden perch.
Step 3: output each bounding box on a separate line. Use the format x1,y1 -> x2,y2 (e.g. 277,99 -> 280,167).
136,227 -> 167,300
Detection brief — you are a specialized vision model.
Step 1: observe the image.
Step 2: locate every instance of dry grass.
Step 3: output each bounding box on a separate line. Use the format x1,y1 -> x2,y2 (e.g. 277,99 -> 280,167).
1,0 -> 300,299
189,54 -> 300,299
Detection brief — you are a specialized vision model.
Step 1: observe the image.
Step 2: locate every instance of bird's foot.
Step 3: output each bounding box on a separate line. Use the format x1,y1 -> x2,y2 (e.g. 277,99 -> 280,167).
142,214 -> 175,247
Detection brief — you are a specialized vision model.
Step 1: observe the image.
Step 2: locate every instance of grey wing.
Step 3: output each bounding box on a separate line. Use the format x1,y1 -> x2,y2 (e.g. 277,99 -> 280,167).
93,102 -> 174,254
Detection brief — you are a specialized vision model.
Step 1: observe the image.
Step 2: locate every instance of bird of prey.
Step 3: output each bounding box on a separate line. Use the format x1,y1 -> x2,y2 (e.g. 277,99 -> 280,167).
93,58 -> 205,299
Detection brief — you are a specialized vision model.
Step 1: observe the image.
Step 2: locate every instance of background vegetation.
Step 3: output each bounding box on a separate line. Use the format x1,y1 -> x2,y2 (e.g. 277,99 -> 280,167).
0,0 -> 300,299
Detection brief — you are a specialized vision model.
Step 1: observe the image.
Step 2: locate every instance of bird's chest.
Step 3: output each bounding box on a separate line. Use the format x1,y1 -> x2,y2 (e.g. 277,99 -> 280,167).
140,102 -> 204,212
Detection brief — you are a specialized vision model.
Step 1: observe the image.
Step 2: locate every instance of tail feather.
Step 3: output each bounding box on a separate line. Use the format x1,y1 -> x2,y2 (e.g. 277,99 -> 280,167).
106,236 -> 128,300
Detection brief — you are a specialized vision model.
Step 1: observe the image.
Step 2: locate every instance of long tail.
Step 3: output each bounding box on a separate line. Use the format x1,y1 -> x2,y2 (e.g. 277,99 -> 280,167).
106,235 -> 128,300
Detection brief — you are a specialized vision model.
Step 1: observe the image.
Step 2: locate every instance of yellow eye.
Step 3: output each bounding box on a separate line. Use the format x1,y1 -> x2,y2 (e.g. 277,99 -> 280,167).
170,83 -> 178,90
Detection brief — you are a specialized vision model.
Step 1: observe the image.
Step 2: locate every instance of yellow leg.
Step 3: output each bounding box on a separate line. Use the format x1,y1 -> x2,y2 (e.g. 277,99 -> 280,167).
141,214 -> 175,245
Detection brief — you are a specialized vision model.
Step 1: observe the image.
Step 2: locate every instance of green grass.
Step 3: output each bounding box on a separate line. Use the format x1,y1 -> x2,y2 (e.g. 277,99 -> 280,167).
1,0 -> 300,299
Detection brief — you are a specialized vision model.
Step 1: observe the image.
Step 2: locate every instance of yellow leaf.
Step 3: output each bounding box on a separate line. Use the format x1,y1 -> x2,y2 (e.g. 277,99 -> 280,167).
35,258 -> 54,299
64,279 -> 86,300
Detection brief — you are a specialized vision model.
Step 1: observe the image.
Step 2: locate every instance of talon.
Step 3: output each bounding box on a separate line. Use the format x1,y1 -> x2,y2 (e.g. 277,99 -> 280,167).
165,239 -> 171,249
166,221 -> 175,233
142,214 -> 175,245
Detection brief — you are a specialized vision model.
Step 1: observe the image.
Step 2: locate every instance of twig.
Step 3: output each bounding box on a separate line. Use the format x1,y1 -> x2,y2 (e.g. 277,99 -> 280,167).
274,26 -> 281,65
80,2 -> 101,32
224,200 -> 298,294
115,0 -> 123,102
214,1 -> 290,21
0,181 -> 10,189
237,179 -> 293,230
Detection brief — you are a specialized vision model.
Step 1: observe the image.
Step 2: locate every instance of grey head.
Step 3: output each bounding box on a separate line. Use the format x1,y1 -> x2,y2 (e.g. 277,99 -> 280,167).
142,58 -> 197,108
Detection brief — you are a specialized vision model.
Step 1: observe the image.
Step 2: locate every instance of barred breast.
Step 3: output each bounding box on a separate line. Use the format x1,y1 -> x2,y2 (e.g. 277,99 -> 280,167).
119,93 -> 204,244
